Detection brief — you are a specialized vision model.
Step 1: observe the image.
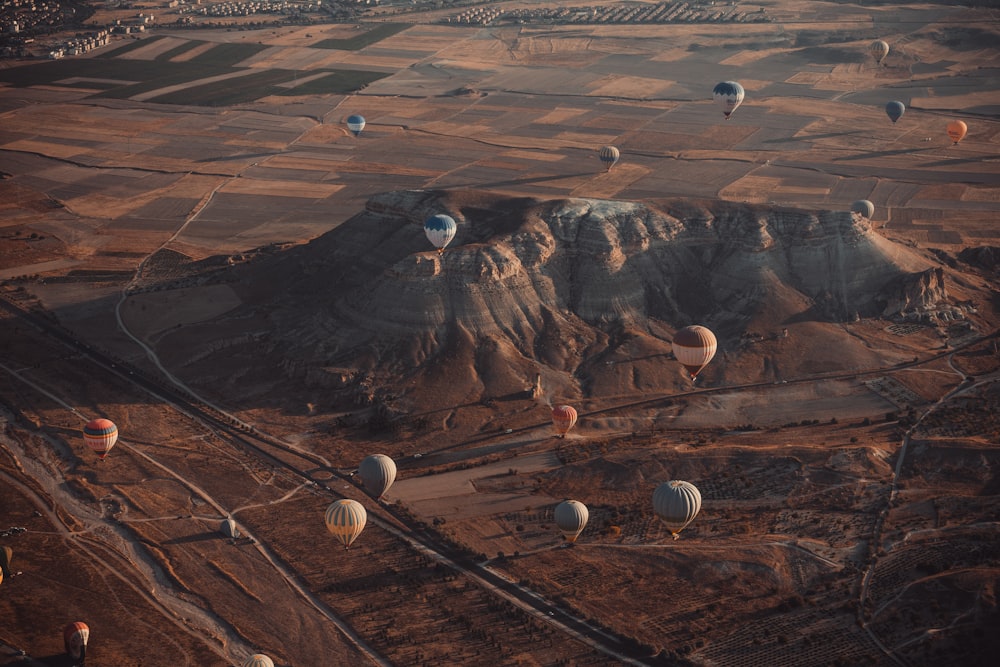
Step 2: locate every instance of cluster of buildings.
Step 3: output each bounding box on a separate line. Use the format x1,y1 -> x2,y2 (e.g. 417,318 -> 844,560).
443,2 -> 768,26
173,0 -> 324,18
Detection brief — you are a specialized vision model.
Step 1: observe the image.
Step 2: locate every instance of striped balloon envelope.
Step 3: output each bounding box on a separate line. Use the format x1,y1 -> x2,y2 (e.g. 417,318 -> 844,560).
83,418 -> 118,460
598,145 -> 620,171
325,499 -> 367,549
652,480 -> 702,539
671,325 -> 717,381
63,622 -> 89,661
551,405 -> 578,438
554,500 -> 589,543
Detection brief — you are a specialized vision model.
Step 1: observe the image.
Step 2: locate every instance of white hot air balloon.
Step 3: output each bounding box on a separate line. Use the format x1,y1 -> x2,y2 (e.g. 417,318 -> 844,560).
553,500 -> 589,543
358,454 -> 397,499
652,480 -> 702,539
712,81 -> 745,119
424,214 -> 457,253
672,325 -> 718,380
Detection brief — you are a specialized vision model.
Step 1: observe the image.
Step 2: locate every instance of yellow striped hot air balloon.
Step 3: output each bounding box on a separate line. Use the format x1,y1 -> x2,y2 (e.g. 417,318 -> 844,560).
243,654 -> 275,667
325,499 -> 367,549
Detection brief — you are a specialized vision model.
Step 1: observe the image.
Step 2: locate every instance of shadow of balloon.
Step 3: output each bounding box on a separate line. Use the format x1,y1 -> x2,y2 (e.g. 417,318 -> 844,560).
832,146 -> 937,161
451,171 -> 595,189
764,130 -> 859,143
921,154 -> 1000,167
24,653 -> 77,666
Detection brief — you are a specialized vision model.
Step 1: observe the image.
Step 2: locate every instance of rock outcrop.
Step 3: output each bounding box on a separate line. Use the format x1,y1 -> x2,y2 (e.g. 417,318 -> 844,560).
158,190 -> 961,406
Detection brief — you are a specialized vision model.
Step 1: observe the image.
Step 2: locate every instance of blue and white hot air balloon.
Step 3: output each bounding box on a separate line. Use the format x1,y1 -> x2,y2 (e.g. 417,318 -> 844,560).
424,214 -> 457,253
346,114 -> 366,136
885,101 -> 905,124
712,81 -> 745,119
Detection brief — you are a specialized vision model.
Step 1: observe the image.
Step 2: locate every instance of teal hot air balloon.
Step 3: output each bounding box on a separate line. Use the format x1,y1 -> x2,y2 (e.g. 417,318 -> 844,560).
346,114 -> 366,136
424,214 -> 457,253
885,101 -> 905,124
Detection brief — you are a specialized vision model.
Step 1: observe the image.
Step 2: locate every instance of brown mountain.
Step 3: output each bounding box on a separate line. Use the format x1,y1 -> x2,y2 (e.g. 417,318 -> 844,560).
145,189 -> 965,411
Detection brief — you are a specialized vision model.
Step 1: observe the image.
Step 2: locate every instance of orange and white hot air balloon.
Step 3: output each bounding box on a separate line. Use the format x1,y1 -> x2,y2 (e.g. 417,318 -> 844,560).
63,622 -> 89,663
83,418 -> 118,460
551,405 -> 578,438
672,325 -> 717,380
946,120 -> 967,145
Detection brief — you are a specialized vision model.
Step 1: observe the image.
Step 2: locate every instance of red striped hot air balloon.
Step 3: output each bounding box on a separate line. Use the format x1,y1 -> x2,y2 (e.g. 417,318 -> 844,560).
83,418 -> 118,460
551,405 -> 578,438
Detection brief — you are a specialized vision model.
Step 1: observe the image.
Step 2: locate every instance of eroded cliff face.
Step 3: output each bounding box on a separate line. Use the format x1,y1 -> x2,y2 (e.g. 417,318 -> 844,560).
318,191 -> 947,337
159,190 -> 962,405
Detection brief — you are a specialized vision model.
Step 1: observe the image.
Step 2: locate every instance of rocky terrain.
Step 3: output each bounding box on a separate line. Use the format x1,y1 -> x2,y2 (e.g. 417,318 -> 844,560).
130,190 -> 975,413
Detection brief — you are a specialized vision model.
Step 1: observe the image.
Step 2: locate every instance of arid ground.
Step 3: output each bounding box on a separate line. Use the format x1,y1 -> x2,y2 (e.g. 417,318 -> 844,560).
2,1 -> 999,666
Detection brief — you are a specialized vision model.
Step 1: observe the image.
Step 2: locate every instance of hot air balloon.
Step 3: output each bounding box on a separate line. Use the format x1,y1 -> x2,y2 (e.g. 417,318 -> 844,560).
551,405 -> 578,438
652,480 -> 702,539
672,325 -> 717,380
221,517 -> 240,539
324,499 -> 367,549
598,145 -> 620,171
1,545 -> 12,578
346,114 -> 366,136
424,214 -> 457,253
851,199 -> 875,219
946,120 -> 967,145
63,622 -> 89,664
870,39 -> 889,65
243,655 -> 275,667
885,101 -> 905,124
83,418 -> 118,461
358,454 -> 397,499
712,81 -> 745,119
553,500 -> 589,543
